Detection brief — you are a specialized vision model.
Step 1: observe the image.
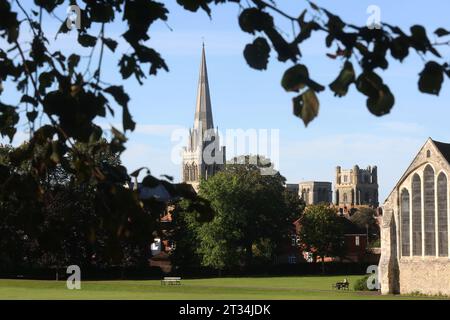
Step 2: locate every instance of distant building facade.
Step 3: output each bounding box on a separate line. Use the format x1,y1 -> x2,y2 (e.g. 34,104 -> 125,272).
335,165 -> 379,207
292,217 -> 370,263
182,45 -> 226,191
299,181 -> 332,205
380,138 -> 450,295
286,183 -> 299,195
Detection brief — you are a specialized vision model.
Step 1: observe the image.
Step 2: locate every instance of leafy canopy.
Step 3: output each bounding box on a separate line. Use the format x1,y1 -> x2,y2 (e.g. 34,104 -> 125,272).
0,1 -> 448,269
298,205 -> 345,263
186,156 -> 304,269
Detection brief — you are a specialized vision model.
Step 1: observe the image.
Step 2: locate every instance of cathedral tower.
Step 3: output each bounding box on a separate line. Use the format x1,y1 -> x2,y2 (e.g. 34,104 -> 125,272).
335,165 -> 379,207
181,45 -> 226,191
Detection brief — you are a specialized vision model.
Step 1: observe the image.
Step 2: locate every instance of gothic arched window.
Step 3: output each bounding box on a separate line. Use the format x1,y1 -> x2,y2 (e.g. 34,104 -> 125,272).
187,165 -> 192,181
401,188 -> 410,256
424,165 -> 436,256
412,173 -> 422,256
192,164 -> 198,181
184,164 -> 189,182
437,172 -> 448,257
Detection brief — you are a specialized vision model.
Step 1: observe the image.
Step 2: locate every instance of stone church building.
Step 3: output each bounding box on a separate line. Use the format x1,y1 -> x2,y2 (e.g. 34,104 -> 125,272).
380,138 -> 450,295
298,181 -> 333,205
335,165 -> 379,207
182,45 -> 226,191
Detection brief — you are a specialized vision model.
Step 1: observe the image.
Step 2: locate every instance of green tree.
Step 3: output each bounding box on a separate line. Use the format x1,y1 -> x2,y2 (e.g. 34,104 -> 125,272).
0,141 -> 157,272
298,204 -> 345,273
349,207 -> 379,243
167,198 -> 213,269
193,156 -> 303,270
1,0 -> 449,270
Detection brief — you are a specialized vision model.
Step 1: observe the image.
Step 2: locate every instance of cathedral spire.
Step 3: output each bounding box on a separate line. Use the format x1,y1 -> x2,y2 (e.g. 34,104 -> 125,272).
194,44 -> 214,134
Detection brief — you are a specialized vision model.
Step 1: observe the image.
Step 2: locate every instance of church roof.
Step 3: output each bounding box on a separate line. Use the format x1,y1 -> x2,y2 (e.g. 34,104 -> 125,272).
432,139 -> 450,164
193,44 -> 214,134
383,138 -> 450,204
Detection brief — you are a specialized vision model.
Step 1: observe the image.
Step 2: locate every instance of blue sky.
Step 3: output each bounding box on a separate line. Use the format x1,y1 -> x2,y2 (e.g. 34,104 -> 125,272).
3,0 -> 450,202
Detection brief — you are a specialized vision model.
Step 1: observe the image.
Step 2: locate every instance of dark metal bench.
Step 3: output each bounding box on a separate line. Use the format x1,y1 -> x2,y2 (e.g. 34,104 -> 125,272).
332,281 -> 350,290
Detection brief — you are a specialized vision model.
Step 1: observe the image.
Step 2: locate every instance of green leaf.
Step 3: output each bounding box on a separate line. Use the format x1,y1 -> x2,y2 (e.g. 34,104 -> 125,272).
356,72 -> 394,116
26,110 -> 38,122
295,20 -> 321,44
281,65 -> 310,92
409,25 -> 431,53
356,71 -> 383,97
434,28 -> 450,37
281,64 -> 324,92
34,0 -> 64,13
20,95 -> 38,107
265,28 -> 300,62
68,54 -> 80,73
176,0 -> 211,15
78,33 -> 98,47
366,85 -> 395,116
324,9 -> 345,34
110,126 -> 127,154
293,89 -> 320,127
243,37 -> 271,70
104,86 -> 136,131
103,38 -> 118,52
418,61 -> 444,95
105,86 -> 129,108
0,102 -> 19,142
238,8 -> 274,34
38,71 -> 56,94
308,1 -> 320,11
390,36 -> 410,62
329,61 -> 355,97
111,126 -> 127,141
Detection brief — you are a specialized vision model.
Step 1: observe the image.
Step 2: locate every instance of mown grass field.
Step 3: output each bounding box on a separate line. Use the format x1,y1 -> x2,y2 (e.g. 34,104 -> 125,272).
0,276 -> 445,300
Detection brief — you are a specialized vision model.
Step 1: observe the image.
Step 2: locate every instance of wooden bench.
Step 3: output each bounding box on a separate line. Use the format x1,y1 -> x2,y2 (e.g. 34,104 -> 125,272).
161,277 -> 182,286
332,281 -> 349,290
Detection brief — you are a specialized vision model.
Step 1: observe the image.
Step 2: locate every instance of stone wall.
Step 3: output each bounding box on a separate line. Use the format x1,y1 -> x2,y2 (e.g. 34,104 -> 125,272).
398,258 -> 450,295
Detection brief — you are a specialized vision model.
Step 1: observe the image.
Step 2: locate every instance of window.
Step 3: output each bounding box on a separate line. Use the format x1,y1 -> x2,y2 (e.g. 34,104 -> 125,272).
401,189 -> 411,256
355,236 -> 360,246
424,165 -> 436,256
412,174 -> 422,256
304,189 -> 310,204
343,193 -> 348,203
437,173 -> 448,257
344,175 -> 348,183
193,165 -> 198,181
184,164 -> 189,181
427,150 -> 431,158
288,255 -> 297,264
